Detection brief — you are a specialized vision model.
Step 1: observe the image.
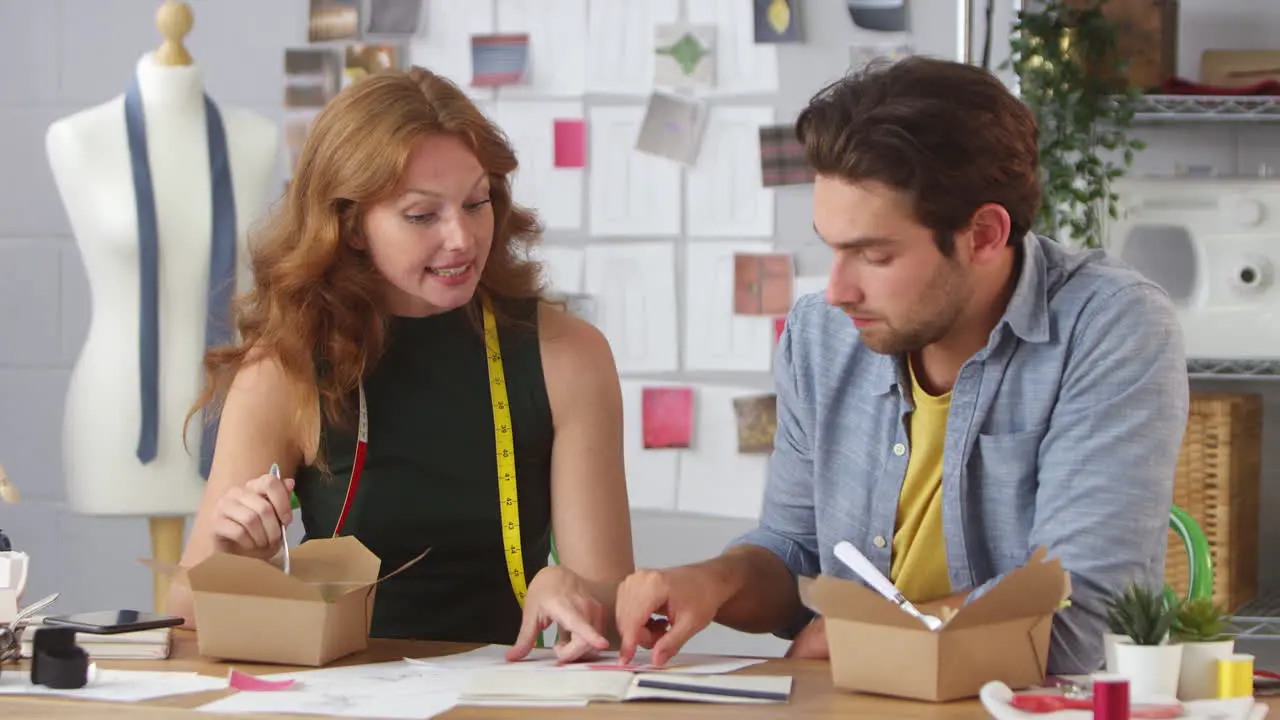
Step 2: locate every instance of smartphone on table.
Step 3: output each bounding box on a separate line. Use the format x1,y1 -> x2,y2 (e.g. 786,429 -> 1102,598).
42,610 -> 184,635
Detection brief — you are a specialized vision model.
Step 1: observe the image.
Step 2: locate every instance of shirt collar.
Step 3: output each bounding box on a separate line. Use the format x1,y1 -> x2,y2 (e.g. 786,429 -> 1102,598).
865,232 -> 1051,397
999,231 -> 1052,345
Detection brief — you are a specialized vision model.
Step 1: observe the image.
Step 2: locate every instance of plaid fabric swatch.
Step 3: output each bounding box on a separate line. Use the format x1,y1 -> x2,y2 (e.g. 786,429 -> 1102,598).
471,34 -> 529,87
759,124 -> 815,187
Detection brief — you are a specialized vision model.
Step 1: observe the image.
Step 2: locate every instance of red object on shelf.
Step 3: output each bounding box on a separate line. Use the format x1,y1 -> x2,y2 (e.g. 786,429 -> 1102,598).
1160,76 -> 1280,96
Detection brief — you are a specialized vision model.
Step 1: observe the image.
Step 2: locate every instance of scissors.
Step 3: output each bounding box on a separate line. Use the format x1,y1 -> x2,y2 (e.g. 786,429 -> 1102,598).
0,592 -> 60,666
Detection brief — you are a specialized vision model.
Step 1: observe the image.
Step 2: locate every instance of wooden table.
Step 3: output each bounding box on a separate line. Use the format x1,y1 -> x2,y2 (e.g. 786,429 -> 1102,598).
2,630 -> 1277,719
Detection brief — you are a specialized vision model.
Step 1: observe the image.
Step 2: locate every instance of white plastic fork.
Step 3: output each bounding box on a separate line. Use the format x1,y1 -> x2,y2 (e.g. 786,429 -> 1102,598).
833,541 -> 943,630
270,463 -> 291,575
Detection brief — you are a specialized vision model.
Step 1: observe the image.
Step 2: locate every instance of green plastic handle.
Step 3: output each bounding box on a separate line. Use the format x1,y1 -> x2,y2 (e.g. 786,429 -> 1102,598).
1165,505 -> 1214,607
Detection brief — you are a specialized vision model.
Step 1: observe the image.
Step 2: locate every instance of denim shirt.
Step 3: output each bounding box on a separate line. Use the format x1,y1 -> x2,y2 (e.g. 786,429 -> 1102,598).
730,232 -> 1190,674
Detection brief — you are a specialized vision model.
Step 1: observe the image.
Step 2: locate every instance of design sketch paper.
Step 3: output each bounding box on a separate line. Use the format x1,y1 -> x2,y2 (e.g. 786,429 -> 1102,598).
686,106 -> 775,236
283,109 -> 320,174
793,275 -> 827,304
684,241 -> 776,372
528,243 -> 585,296
490,101 -> 584,230
754,0 -> 801,42
561,295 -> 597,325
686,0 -> 779,96
654,24 -> 717,89
850,42 -> 914,72
642,386 -> 694,449
0,669 -> 226,702
554,119 -> 586,167
284,48 -> 340,109
586,0 -> 681,95
588,106 -> 681,236
196,661 -> 458,719
734,394 -> 778,453
308,0 -> 359,42
364,0 -> 423,36
343,43 -> 400,88
409,644 -> 767,675
620,381 -> 680,510
407,0 -> 495,101
734,253 -> 793,316
496,0 -> 587,98
583,242 -> 679,373
472,34 -> 530,86
677,385 -> 771,520
635,92 -> 709,166
759,124 -> 815,187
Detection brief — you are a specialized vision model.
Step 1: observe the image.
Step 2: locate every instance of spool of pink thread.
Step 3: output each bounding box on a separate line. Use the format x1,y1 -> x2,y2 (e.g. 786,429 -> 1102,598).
1092,674 -> 1130,720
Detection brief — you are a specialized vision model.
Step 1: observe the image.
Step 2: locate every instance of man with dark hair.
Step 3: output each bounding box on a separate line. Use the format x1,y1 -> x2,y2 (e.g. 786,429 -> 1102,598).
613,57 -> 1189,674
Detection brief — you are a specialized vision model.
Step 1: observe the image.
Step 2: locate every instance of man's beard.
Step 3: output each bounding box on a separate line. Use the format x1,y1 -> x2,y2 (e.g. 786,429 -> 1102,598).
845,262 -> 968,356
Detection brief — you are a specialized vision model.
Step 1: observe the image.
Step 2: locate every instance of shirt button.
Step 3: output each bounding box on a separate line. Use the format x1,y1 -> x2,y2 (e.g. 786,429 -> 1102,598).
873,535 -> 887,548
892,442 -> 906,456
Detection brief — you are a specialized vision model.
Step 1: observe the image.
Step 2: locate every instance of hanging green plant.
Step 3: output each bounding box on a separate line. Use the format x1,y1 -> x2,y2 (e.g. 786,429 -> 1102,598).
1003,0 -> 1146,248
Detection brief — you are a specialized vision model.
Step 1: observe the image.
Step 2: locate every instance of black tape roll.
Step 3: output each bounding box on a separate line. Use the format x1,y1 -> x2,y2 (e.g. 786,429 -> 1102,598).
30,627 -> 88,689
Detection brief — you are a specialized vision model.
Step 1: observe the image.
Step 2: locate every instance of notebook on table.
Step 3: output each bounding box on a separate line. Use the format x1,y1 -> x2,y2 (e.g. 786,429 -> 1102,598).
19,617 -> 171,660
459,668 -> 793,706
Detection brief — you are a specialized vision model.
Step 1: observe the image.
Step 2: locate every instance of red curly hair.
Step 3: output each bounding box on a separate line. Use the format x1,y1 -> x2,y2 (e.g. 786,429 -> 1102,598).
185,66 -> 546,445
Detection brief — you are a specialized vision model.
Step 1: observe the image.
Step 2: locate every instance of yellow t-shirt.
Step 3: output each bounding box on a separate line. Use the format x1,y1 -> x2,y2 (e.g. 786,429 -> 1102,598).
888,356 -> 952,604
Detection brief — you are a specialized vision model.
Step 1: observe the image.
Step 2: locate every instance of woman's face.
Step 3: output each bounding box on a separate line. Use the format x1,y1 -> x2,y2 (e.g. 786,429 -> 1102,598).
361,133 -> 495,317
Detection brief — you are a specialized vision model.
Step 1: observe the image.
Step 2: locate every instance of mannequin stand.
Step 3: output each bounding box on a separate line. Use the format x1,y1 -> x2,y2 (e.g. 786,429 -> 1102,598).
149,517 -> 184,614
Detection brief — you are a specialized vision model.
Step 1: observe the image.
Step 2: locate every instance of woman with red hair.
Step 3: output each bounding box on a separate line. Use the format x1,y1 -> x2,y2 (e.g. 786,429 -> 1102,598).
169,67 -> 633,662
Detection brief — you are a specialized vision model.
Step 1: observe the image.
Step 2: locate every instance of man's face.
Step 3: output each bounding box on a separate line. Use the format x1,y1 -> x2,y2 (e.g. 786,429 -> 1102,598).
813,176 -> 973,356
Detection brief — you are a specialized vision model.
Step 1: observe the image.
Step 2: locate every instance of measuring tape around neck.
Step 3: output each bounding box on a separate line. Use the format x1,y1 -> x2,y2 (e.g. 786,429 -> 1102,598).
329,294 -> 529,608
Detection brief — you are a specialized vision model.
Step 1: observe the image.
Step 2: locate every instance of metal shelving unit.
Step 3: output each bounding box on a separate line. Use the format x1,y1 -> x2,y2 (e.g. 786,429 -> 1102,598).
1119,94 -> 1280,123
1187,358 -> 1280,382
1227,592 -> 1280,641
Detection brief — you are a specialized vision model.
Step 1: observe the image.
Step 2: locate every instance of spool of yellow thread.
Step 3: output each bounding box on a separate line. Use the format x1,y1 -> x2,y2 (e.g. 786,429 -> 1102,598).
1217,653 -> 1254,698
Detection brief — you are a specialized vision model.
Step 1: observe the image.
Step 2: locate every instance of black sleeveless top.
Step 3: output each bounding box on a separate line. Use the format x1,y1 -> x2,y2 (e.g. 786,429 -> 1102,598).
293,297 -> 553,643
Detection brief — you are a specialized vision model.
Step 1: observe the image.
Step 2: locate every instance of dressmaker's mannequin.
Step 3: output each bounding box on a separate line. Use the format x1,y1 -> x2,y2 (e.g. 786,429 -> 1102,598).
46,2 -> 278,612
0,463 -> 16,505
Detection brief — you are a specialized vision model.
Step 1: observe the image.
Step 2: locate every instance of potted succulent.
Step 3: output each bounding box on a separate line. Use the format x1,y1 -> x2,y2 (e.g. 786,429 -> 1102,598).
1172,597 -> 1235,700
1105,582 -> 1182,698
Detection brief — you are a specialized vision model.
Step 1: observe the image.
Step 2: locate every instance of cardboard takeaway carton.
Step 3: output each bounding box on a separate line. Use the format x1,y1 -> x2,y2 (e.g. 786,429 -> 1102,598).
799,546 -> 1070,702
182,536 -> 425,667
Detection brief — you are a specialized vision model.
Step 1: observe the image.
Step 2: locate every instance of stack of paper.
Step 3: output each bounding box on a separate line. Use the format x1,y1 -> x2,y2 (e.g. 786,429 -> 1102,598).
459,668 -> 793,706
19,618 -> 171,660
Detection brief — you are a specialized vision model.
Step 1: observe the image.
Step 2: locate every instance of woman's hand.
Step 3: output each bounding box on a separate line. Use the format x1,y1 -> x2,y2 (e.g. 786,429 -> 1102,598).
508,565 -> 610,663
211,471 -> 295,561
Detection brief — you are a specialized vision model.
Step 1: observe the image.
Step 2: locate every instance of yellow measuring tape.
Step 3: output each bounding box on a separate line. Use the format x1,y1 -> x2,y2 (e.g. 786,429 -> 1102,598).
481,294 -> 529,608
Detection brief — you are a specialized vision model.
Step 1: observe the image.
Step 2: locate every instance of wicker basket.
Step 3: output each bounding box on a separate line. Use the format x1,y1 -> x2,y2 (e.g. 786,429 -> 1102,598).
1165,392 -> 1262,612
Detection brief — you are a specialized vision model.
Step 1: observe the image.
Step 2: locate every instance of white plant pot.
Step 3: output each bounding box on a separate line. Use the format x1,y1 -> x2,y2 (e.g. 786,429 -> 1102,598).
1114,642 -> 1184,699
1177,639 -> 1236,700
1103,632 -> 1134,672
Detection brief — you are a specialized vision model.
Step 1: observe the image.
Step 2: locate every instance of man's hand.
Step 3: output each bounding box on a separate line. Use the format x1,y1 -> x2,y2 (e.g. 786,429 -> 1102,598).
614,564 -> 734,666
783,616 -> 828,659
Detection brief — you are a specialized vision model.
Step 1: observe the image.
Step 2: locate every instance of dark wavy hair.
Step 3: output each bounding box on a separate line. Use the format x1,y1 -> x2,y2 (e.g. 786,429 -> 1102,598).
796,56 -> 1041,254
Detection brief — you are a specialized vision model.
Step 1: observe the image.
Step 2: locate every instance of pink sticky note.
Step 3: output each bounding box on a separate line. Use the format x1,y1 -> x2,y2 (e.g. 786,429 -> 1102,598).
774,316 -> 786,343
554,119 -> 586,168
229,669 -> 296,691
